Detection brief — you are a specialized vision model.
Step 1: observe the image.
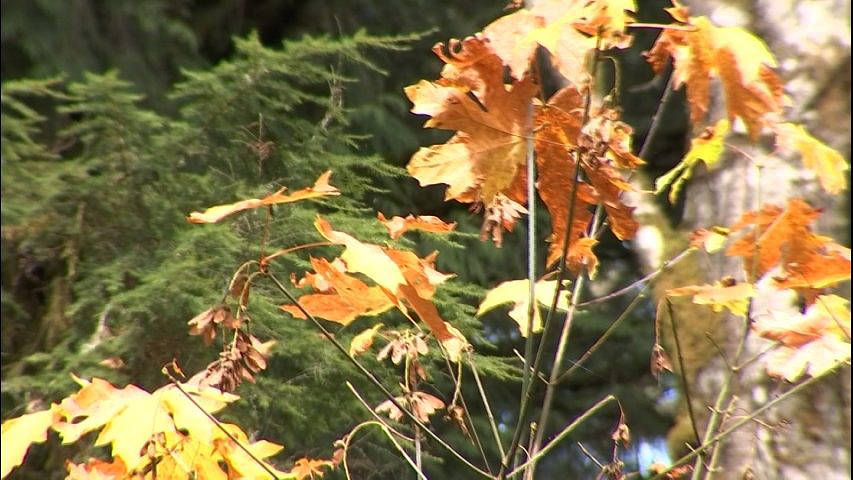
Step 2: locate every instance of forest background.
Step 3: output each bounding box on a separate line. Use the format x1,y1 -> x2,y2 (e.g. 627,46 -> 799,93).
1,0 -> 850,479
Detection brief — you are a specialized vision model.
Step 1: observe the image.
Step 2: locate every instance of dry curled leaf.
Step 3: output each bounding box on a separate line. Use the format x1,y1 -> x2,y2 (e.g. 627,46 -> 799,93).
377,212 -> 457,239
188,305 -> 240,345
650,343 -> 674,379
187,170 -> 339,224
376,392 -> 446,424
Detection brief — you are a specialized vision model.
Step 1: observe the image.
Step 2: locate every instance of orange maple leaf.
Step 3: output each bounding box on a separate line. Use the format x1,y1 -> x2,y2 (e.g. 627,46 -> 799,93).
645,6 -> 785,138
307,218 -> 466,349
289,457 -> 334,480
280,257 -> 395,326
377,212 -> 457,239
187,170 -> 339,224
726,198 -> 851,292
406,35 -> 536,222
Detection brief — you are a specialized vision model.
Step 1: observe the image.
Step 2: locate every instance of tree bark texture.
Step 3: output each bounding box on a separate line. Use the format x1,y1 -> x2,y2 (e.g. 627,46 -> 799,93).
632,1 -> 851,478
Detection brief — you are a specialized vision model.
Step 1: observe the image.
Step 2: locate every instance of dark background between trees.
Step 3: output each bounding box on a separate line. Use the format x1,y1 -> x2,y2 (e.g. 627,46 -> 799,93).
1,1 -> 769,478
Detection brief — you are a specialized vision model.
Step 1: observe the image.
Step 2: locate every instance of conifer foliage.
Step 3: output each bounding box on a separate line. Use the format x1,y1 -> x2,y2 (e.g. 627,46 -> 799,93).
2,1 -> 850,479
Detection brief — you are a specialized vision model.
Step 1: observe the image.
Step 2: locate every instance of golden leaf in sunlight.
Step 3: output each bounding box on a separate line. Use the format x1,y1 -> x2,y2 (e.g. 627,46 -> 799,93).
1,409 -> 56,478
775,123 -> 849,194
655,119 -> 729,203
667,280 -> 755,317
477,279 -> 571,337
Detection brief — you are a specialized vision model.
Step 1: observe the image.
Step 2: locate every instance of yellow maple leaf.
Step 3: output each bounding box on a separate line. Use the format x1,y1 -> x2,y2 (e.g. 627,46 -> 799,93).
349,324 -> 384,357
667,280 -> 755,317
775,123 -> 849,194
477,279 -> 571,337
1,409 -> 56,478
655,119 -> 729,203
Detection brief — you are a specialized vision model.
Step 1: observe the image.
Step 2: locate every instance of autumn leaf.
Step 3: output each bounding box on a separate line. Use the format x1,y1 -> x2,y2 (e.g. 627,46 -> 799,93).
314,217 -> 406,292
753,286 -> 851,382
1,409 -> 56,478
187,170 -> 340,224
667,279 -> 755,317
188,305 -> 239,345
775,123 -> 849,194
349,324 -> 383,357
477,279 -> 571,337
377,212 -> 457,239
312,217 -> 465,348
712,26 -> 784,140
645,15 -> 714,125
65,458 -> 127,480
482,9 -> 543,80
726,198 -> 851,291
655,119 -> 729,203
280,257 -> 395,326
406,35 -> 536,231
289,457 -> 334,480
645,8 -> 784,138
688,226 -> 730,253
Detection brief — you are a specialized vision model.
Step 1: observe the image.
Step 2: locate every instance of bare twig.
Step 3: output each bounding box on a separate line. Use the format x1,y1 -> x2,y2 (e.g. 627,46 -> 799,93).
667,299 -> 702,447
508,395 -> 617,478
652,365 -> 843,480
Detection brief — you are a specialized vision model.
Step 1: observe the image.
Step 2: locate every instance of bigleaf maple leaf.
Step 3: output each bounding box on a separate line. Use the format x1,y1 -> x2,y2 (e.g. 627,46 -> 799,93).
406,35 -> 536,216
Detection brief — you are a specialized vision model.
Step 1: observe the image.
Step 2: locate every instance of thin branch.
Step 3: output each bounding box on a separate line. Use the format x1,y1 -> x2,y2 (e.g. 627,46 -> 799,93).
702,396 -> 737,480
267,271 -> 493,479
556,287 -> 649,383
508,395 -> 617,478
579,248 -> 693,307
342,420 -> 425,480
517,96 -> 537,470
689,311 -> 753,480
470,356 -> 507,461
667,299 -> 702,447
347,381 -> 415,442
637,71 -> 675,162
577,442 -> 605,469
652,365 -> 843,480
441,347 -> 493,472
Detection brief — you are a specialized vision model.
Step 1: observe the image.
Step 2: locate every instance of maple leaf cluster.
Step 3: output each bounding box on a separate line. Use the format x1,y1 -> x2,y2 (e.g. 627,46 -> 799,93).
406,0 -> 644,271
649,1 -> 848,201
281,216 -> 468,360
668,199 -> 851,381
1,374 -> 338,480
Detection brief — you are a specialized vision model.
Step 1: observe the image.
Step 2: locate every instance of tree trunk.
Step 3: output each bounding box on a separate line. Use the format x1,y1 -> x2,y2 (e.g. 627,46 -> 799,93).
633,1 -> 851,478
